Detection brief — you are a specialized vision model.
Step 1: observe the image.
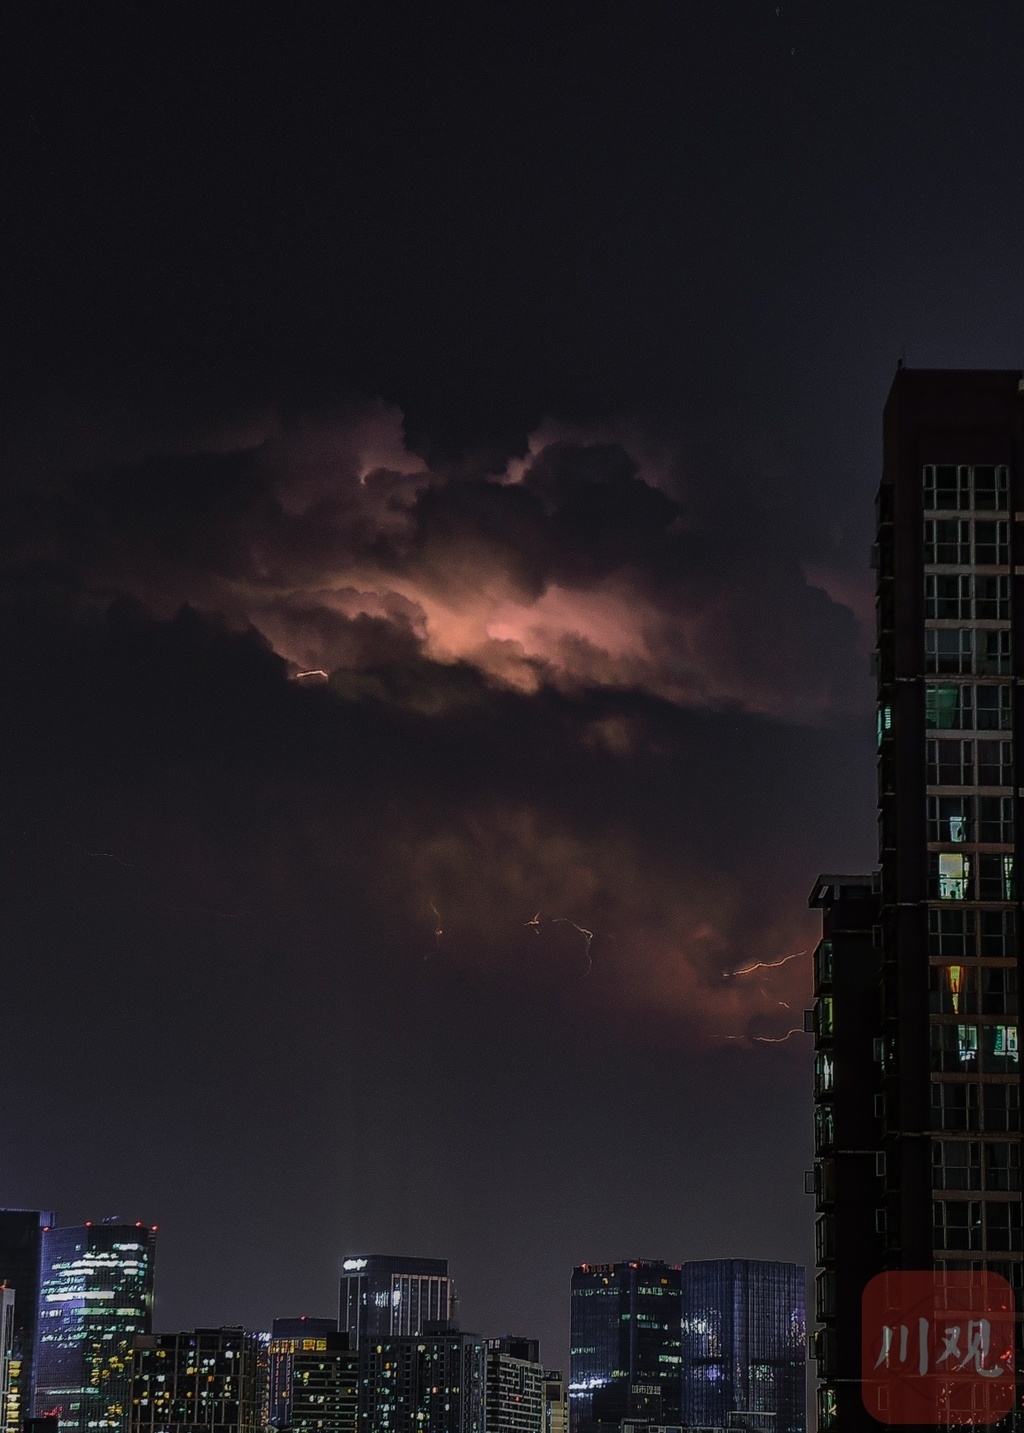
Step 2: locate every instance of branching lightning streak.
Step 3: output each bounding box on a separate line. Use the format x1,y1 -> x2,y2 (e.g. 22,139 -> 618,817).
553,918 -> 594,977
429,901 -> 443,956
752,1027 -> 805,1044
524,911 -> 541,935
730,949 -> 806,978
87,851 -> 140,868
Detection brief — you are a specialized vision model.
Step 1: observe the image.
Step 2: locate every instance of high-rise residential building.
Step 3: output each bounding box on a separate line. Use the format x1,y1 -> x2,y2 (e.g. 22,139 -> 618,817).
484,1337 -> 544,1433
568,1260 -> 682,1433
542,1371 -> 568,1433
33,1221 -> 155,1433
807,873 -> 883,1432
0,1209 -> 57,1424
129,1328 -> 261,1433
267,1317 -> 338,1428
1,1286 -> 16,1433
288,1332 -> 357,1433
358,1324 -> 486,1433
679,1259 -> 806,1433
809,369 -> 1024,1428
338,1256 -> 452,1344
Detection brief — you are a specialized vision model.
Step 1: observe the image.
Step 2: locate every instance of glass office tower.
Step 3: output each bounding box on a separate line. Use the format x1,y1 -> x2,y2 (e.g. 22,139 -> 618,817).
568,1261 -> 682,1433
33,1222 -> 155,1433
338,1256 -> 452,1344
679,1259 -> 805,1433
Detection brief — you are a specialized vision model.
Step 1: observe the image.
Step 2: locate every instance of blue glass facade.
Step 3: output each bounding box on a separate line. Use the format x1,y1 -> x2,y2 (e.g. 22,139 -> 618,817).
680,1259 -> 805,1433
569,1261 -> 681,1432
33,1223 -> 155,1433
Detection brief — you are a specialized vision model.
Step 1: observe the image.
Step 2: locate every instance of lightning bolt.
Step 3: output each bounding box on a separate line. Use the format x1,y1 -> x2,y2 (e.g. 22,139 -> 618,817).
524,911 -> 541,935
429,901 -> 444,956
86,851 -> 140,868
752,1027 -> 805,1044
720,1027 -> 806,1045
553,918 -> 594,977
729,949 -> 806,978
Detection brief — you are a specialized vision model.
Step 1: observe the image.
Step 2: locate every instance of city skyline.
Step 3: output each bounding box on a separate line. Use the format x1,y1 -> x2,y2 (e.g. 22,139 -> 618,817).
5,0 -> 1024,1387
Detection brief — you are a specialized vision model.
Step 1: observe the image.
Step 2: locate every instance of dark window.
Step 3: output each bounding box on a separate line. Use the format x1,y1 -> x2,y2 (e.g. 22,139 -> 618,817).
974,521 -> 1010,566
977,740 -> 1012,787
983,1201 -> 1023,1252
983,1142 -> 1021,1192
924,519 -> 971,565
927,739 -> 974,785
982,1083 -> 1021,1132
975,575 -> 1010,619
928,908 -> 976,956
931,1081 -> 980,1131
933,1199 -> 983,1250
931,1139 -> 982,1190
979,797 -> 1014,844
980,910 -> 1015,957
972,465 -> 1010,512
981,967 -> 1018,1016
925,574 -> 972,619
975,629 -> 1011,676
976,686 -> 1013,730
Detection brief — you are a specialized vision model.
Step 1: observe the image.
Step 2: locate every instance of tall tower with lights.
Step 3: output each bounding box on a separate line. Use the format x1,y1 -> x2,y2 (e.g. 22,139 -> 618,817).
33,1221 -> 155,1433
810,369 -> 1024,1429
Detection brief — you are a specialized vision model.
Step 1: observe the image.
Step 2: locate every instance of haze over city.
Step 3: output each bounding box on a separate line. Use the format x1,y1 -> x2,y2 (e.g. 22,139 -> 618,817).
4,0 -> 1024,1379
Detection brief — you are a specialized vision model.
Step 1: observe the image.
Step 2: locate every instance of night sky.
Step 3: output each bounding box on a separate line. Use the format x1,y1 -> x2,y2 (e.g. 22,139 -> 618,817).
3,1 -> 1024,1373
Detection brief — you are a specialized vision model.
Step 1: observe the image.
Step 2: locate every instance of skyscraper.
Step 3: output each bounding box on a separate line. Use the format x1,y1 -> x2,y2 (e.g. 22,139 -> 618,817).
568,1261 -> 682,1433
33,1221 -> 155,1433
358,1324 -> 486,1433
1,1286 -> 16,1433
337,1256 -> 452,1344
129,1328 -> 262,1433
484,1337 -> 544,1433
288,1331 -> 357,1433
810,368 -> 1024,1427
0,1209 -> 57,1424
679,1259 -> 805,1433
267,1317 -> 338,1429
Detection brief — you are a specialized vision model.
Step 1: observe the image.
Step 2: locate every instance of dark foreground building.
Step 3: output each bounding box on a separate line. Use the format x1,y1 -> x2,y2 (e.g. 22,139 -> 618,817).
679,1259 -> 805,1433
810,368 -> 1024,1429
34,1222 -> 155,1433
129,1327 -> 262,1433
568,1261 -> 681,1432
267,1317 -> 338,1429
358,1324 -> 486,1433
0,1209 -> 57,1426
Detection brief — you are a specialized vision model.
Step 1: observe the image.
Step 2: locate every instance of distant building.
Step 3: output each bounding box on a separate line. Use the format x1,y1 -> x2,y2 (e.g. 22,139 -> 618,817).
484,1338 -> 544,1432
359,1324 -> 485,1433
569,1261 -> 681,1432
34,1221 -> 155,1433
542,1371 -> 567,1433
0,1209 -> 57,1424
1,1286 -> 15,1433
129,1327 -> 261,1433
338,1256 -> 452,1344
267,1317 -> 337,1428
289,1331 -> 357,1433
679,1260 -> 805,1433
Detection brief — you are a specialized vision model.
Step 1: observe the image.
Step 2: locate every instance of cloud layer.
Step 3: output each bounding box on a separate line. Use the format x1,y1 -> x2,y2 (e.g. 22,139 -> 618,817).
2,399 -> 875,1048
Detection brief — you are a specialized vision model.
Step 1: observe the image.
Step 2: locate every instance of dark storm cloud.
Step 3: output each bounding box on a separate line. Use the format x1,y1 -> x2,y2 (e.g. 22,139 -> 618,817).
1,402 -> 873,1051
